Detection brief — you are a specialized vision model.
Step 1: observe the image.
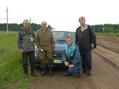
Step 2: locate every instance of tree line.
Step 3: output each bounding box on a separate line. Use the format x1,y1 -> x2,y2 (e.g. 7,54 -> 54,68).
0,23 -> 53,31
0,23 -> 119,32
91,24 -> 119,33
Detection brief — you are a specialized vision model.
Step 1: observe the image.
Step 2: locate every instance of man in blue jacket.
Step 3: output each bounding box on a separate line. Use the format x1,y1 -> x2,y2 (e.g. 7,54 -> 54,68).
18,19 -> 36,77
63,37 -> 82,78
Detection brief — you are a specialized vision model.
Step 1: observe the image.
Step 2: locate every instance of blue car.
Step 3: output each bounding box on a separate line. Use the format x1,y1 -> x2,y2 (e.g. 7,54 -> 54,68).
35,31 -> 75,65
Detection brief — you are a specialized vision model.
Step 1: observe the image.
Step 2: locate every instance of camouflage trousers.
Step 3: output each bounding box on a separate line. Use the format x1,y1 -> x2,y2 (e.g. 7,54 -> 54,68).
39,49 -> 54,69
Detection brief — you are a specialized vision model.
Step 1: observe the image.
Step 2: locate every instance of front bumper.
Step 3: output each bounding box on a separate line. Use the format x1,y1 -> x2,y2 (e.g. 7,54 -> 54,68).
53,52 -> 63,64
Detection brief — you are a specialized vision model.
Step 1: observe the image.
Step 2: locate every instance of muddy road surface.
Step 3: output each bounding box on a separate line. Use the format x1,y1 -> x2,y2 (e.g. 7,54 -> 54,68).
28,46 -> 119,89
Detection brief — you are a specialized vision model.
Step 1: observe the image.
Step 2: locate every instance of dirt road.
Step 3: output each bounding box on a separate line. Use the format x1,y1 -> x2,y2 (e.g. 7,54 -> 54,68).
28,36 -> 119,89
97,35 -> 119,53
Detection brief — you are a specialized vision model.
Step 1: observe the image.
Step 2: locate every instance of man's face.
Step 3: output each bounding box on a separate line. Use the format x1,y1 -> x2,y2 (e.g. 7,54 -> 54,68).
79,17 -> 85,26
41,21 -> 47,29
66,37 -> 72,45
23,20 -> 30,29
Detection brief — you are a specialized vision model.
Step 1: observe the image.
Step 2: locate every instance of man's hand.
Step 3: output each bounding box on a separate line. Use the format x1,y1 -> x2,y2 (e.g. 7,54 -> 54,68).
91,43 -> 97,49
39,47 -> 44,52
69,64 -> 74,68
19,49 -> 23,53
40,48 -> 44,52
78,39 -> 80,45
64,61 -> 69,67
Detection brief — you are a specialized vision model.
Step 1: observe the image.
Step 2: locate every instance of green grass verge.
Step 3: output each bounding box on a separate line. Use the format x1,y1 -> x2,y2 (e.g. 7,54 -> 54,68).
0,31 -> 35,89
16,76 -> 36,89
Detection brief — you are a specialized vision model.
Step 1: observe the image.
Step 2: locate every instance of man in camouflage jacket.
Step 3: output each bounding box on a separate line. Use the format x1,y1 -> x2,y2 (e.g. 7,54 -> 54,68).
36,21 -> 55,76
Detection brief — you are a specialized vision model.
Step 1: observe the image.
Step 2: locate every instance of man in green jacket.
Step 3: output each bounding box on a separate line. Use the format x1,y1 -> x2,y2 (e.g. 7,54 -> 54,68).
36,21 -> 55,76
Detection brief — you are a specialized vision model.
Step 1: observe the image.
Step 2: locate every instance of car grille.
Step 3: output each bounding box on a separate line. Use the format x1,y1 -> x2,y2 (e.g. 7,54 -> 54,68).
53,53 -> 63,57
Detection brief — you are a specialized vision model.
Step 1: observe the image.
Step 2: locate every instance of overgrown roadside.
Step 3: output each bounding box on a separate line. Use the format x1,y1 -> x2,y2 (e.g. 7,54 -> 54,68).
0,32 -> 36,89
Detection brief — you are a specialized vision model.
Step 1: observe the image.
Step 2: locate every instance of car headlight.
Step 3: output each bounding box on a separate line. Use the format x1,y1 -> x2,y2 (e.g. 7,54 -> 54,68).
53,54 -> 57,57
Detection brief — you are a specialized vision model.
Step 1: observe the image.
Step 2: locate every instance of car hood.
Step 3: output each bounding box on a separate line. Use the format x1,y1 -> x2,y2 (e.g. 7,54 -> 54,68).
53,43 -> 66,53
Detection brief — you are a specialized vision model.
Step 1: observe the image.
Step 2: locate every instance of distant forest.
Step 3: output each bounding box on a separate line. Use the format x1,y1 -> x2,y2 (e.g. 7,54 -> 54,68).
0,23 -> 53,31
0,23 -> 119,32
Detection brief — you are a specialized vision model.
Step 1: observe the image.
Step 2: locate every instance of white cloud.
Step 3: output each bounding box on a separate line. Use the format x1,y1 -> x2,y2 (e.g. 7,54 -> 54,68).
0,0 -> 119,31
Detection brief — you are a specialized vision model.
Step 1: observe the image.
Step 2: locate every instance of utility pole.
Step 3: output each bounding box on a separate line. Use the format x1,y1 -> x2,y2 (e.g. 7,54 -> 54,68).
6,7 -> 8,34
30,18 -> 31,29
30,18 -> 31,23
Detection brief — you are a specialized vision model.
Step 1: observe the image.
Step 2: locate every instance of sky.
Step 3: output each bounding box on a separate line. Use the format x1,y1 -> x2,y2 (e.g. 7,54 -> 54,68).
0,0 -> 119,31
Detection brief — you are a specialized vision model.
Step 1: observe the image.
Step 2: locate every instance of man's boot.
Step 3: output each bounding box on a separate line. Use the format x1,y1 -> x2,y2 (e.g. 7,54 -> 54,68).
31,70 -> 37,77
24,73 -> 28,78
24,69 -> 28,78
83,68 -> 87,73
48,67 -> 53,76
87,70 -> 92,76
76,71 -> 83,79
79,71 -> 83,78
41,68 -> 46,76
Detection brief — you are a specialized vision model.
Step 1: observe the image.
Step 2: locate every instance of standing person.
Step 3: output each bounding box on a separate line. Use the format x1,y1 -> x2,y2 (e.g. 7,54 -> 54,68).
63,37 -> 82,78
18,19 -> 36,77
75,16 -> 97,75
36,21 -> 55,76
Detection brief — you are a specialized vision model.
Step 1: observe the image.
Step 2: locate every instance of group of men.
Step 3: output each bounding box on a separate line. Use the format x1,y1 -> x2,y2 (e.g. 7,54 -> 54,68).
18,16 -> 96,78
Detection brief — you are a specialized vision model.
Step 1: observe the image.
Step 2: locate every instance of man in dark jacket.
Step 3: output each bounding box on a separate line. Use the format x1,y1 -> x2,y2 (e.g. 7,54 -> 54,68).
18,19 -> 36,77
75,16 -> 96,75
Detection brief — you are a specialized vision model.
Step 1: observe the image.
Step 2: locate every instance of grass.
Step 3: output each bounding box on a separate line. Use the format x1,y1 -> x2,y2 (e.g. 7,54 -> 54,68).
0,31 -> 35,89
16,76 -> 35,89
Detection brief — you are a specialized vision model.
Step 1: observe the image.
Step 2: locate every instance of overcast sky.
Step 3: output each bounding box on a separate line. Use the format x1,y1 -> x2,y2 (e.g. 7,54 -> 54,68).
0,0 -> 119,31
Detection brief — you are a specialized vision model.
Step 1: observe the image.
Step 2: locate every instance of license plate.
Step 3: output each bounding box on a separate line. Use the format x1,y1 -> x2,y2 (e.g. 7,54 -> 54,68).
53,60 -> 62,64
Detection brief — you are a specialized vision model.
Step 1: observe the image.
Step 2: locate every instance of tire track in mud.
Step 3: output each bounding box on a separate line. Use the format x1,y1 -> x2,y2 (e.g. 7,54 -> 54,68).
94,51 -> 119,71
94,46 -> 119,71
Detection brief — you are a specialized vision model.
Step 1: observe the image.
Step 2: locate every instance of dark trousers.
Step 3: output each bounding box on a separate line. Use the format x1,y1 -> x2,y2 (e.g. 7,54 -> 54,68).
80,49 -> 92,70
63,61 -> 82,75
22,51 -> 35,74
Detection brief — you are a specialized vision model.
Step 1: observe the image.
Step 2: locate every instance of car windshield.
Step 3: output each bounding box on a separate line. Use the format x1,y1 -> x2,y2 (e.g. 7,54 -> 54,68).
53,31 -> 73,42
